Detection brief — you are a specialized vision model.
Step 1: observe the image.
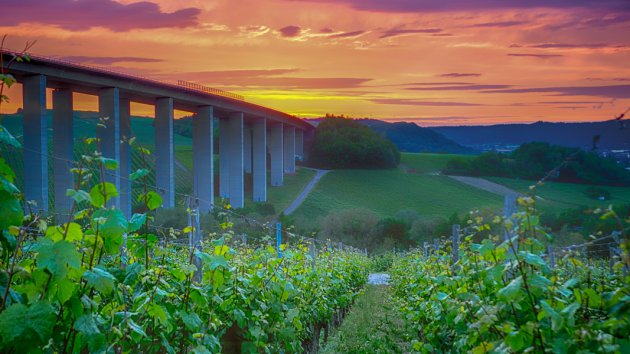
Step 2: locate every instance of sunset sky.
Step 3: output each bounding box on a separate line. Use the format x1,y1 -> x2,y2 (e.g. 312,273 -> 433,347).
1,0 -> 629,125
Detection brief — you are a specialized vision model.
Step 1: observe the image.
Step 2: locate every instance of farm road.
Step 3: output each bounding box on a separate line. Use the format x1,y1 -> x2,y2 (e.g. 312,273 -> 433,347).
447,175 -> 520,197
283,168 -> 330,215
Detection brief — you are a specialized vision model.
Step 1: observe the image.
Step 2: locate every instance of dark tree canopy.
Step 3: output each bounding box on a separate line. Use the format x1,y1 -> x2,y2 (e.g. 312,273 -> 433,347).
308,117 -> 400,169
444,142 -> 630,186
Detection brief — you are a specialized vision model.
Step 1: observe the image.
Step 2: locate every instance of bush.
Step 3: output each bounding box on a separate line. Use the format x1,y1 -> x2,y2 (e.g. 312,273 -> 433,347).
377,217 -> 409,247
394,209 -> 420,228
255,202 -> 276,216
409,217 -> 446,244
308,117 -> 400,169
584,186 -> 611,200
319,208 -> 379,249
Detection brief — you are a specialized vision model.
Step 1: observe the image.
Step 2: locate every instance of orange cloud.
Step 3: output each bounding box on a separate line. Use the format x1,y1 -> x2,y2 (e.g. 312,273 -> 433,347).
1,0 -> 629,126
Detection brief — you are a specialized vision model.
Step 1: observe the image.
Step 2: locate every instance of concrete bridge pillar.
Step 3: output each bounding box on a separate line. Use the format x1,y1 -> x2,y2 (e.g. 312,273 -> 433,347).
228,112 -> 244,208
219,117 -> 229,198
244,124 -> 252,174
22,75 -> 48,212
269,123 -> 284,186
119,98 -> 132,218
97,87 -> 120,208
193,106 -> 214,212
252,118 -> 267,202
296,129 -> 304,160
52,88 -> 73,215
155,97 -> 174,208
283,125 -> 296,174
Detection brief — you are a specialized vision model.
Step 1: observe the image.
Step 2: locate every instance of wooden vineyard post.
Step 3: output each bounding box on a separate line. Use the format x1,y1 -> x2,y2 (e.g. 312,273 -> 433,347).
193,205 -> 202,282
310,239 -> 316,271
610,246 -> 615,275
504,194 -> 518,247
581,244 -> 587,264
276,222 -> 282,258
187,197 -> 203,282
452,224 -> 460,266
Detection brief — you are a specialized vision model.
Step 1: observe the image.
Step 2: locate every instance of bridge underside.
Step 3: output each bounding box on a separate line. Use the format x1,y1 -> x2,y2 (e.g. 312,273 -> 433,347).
4,53 -> 312,216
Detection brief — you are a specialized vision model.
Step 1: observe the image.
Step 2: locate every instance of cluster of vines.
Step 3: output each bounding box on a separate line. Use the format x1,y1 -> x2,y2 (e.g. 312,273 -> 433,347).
0,135 -> 368,354
390,197 -> 630,353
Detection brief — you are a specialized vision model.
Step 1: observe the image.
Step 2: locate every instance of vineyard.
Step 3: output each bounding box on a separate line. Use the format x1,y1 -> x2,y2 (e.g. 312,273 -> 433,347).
389,200 -> 630,353
0,128 -> 370,353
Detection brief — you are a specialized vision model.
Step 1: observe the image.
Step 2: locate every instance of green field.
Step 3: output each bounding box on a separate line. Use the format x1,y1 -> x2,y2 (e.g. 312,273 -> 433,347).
173,144 -> 316,214
400,152 -> 473,174
267,167 -> 317,213
291,153 -> 503,227
489,177 -> 630,213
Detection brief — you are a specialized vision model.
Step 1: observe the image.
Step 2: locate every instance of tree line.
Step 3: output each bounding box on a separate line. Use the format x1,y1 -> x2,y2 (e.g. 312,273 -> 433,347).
308,116 -> 400,169
444,142 -> 630,186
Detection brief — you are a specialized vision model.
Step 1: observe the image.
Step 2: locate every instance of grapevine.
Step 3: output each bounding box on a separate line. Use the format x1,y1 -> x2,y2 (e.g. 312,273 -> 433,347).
0,130 -> 368,354
390,198 -> 630,353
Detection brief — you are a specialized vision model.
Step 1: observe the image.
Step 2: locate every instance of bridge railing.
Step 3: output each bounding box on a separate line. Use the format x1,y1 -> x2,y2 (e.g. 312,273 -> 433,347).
177,80 -> 244,101
1,49 -> 245,101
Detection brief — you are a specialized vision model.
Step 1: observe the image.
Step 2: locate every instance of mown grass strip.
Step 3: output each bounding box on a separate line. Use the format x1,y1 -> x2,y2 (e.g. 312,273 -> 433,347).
321,284 -> 415,354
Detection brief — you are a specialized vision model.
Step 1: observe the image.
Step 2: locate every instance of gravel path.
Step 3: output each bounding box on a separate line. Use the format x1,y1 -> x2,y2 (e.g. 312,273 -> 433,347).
447,175 -> 520,197
368,273 -> 390,285
283,169 -> 330,215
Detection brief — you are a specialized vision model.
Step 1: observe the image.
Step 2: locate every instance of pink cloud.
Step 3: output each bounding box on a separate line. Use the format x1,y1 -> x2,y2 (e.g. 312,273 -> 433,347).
278,25 -> 302,37
0,0 -> 201,31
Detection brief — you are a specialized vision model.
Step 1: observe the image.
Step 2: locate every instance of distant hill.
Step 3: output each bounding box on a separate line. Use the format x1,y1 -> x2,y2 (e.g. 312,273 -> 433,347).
305,118 -> 472,154
431,120 -> 630,150
0,110 -> 192,146
355,119 -> 475,154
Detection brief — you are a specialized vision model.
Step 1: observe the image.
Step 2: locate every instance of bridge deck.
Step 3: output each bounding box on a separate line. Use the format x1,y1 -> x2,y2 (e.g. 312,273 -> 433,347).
1,50 -> 312,130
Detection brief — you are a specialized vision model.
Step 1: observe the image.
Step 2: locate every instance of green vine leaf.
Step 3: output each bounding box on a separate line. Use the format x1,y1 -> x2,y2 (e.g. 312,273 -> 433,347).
0,190 -> 23,231
36,239 -> 81,280
45,223 -> 83,242
0,302 -> 56,350
92,209 -> 127,254
90,182 -> 118,208
138,191 -> 162,211
84,267 -> 117,295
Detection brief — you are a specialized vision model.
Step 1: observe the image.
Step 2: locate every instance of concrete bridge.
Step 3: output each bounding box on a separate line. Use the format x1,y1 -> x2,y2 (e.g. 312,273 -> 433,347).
1,51 -> 313,216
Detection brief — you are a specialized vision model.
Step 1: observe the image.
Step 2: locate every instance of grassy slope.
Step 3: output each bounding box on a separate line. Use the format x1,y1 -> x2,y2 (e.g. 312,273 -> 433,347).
1,113 -> 192,147
488,177 -> 630,213
267,168 -> 317,213
400,152 -> 473,173
292,153 -> 502,227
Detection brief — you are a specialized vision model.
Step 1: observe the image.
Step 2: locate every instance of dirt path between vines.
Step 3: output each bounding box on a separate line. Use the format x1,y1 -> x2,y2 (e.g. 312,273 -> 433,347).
283,168 -> 330,215
447,175 -> 520,197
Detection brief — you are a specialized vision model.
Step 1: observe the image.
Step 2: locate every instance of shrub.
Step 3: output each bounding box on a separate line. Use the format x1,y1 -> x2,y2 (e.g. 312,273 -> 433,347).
584,186 -> 611,200
319,208 -> 379,249
308,117 -> 400,169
